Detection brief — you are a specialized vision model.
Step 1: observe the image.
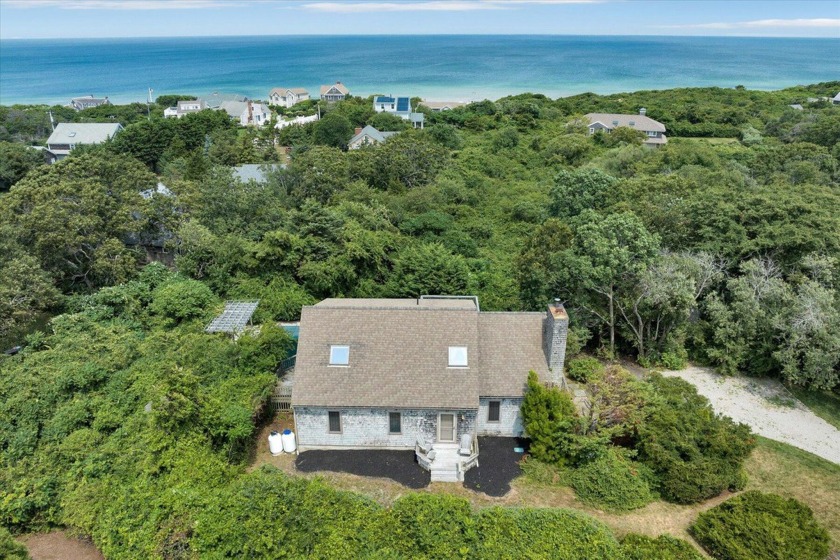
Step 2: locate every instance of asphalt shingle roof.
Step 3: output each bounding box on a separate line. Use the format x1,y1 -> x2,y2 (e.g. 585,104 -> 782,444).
292,298 -> 550,409
585,112 -> 666,133
46,123 -> 122,146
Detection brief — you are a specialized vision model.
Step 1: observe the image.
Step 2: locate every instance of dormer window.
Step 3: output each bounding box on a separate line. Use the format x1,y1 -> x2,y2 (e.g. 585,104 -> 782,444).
329,345 -> 350,366
448,346 -> 468,368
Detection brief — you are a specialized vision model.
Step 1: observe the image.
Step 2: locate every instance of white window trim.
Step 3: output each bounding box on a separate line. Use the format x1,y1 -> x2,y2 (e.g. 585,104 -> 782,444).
448,346 -> 468,368
329,345 -> 350,366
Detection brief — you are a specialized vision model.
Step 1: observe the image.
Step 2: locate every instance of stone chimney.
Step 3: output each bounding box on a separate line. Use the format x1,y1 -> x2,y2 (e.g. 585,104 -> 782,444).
355,127 -> 363,135
543,298 -> 569,384
639,107 -> 647,116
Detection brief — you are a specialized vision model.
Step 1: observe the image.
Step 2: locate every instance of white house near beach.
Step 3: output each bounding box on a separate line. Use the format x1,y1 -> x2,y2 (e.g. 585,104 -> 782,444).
218,100 -> 271,127
269,88 -> 310,108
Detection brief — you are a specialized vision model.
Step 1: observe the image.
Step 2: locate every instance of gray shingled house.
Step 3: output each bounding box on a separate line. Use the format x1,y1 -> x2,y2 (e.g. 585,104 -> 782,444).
585,108 -> 667,147
291,296 -> 568,481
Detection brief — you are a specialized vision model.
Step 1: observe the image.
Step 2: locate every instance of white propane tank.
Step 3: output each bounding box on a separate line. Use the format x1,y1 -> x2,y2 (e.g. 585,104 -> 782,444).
268,431 -> 283,456
281,429 -> 297,453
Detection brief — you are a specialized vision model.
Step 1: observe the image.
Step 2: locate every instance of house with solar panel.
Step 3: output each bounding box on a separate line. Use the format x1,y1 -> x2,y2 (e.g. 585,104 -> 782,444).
373,95 -> 425,129
585,108 -> 667,147
290,296 -> 568,482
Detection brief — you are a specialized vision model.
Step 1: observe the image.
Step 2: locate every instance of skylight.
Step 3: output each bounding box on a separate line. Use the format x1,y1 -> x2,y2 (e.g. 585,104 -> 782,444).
448,346 -> 468,368
330,345 -> 350,366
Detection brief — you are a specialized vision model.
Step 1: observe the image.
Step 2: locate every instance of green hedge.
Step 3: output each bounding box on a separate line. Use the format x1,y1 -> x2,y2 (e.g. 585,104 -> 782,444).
570,448 -> 655,511
620,534 -> 703,560
690,491 -> 830,560
473,507 -> 622,559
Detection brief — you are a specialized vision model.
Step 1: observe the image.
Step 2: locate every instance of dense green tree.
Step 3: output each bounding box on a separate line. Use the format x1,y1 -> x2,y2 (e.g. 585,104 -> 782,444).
389,242 -> 470,297
549,168 -> 617,219
555,210 -> 660,356
1,153 -> 157,290
312,111 -> 354,148
0,142 -> 45,191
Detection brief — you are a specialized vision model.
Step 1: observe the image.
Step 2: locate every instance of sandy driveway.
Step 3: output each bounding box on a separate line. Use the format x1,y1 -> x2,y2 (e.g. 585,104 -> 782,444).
661,366 -> 840,465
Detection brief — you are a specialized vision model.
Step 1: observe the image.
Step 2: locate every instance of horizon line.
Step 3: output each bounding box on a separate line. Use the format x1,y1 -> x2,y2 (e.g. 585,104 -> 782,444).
2,32 -> 839,40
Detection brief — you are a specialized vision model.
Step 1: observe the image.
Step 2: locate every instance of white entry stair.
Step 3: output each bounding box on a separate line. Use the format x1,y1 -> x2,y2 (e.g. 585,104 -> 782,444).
416,436 -> 479,483
429,444 -> 460,482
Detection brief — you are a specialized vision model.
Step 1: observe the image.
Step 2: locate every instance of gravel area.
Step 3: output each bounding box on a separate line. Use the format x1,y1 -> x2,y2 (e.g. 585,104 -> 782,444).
464,437 -> 529,497
296,449 -> 430,488
662,366 -> 840,465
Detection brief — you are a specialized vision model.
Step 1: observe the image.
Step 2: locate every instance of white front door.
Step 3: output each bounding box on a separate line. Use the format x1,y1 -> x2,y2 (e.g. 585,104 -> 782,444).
438,413 -> 456,443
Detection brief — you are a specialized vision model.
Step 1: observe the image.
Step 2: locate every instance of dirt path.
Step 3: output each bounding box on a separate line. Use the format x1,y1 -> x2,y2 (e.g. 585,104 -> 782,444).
661,366 -> 840,465
19,531 -> 104,560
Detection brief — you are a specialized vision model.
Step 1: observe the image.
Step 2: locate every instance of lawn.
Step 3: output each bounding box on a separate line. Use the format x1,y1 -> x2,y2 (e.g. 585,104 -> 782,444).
789,386 -> 840,431
744,437 -> 840,550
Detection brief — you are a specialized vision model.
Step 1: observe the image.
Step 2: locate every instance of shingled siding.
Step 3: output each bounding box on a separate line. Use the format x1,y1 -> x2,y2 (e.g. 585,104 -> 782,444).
477,398 -> 525,437
295,407 -> 477,449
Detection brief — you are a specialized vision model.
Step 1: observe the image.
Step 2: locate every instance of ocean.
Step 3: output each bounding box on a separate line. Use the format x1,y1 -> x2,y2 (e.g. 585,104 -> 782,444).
0,35 -> 837,105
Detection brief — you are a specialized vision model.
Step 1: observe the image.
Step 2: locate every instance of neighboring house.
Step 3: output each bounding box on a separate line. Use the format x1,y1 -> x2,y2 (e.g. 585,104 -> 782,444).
45,122 -> 123,163
275,113 -> 320,129
218,100 -> 271,127
164,99 -> 207,118
291,296 -> 568,481
269,87 -> 310,108
347,125 -> 398,150
70,95 -> 110,111
834,92 -> 840,106
585,109 -> 667,147
373,95 -> 425,128
320,82 -> 350,102
789,104 -> 804,111
204,92 -> 248,109
232,163 -> 283,183
420,100 -> 466,112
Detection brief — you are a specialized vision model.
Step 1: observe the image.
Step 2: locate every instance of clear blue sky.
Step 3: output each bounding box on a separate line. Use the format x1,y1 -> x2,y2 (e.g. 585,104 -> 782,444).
1,0 -> 838,39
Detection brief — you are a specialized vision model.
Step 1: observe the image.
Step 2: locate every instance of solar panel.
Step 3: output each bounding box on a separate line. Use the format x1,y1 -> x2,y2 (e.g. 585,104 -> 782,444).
206,301 -> 260,333
376,96 -> 395,103
397,97 -> 410,112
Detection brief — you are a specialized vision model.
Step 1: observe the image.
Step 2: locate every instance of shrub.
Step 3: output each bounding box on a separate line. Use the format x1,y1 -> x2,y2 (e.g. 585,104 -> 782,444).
637,374 -> 756,504
384,494 -> 472,559
690,491 -> 830,560
150,278 -> 216,322
521,370 -> 578,464
473,507 -> 622,559
566,357 -> 604,383
520,455 -> 571,486
0,527 -> 30,560
570,448 -> 655,511
620,534 -> 702,560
